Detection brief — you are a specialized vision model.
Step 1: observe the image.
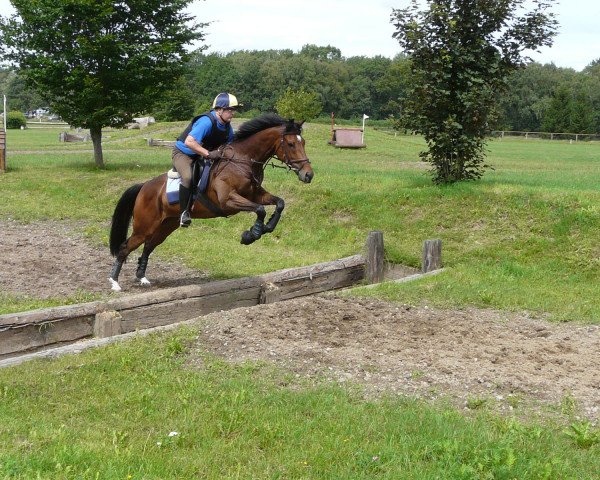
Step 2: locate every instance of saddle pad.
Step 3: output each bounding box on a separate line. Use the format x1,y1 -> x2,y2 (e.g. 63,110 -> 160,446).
166,177 -> 181,204
165,165 -> 210,205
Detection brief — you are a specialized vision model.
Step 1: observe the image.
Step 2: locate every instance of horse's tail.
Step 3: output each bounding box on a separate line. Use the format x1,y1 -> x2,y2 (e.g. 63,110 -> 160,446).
110,183 -> 144,256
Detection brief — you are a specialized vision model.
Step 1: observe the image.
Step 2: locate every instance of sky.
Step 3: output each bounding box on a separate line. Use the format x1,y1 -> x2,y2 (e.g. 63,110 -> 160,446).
0,0 -> 598,71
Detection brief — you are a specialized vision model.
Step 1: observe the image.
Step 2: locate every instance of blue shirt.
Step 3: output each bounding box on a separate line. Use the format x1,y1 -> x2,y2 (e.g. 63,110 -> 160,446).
175,110 -> 234,155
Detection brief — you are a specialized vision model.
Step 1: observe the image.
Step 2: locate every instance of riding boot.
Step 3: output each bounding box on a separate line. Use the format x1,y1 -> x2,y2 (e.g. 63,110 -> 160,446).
179,185 -> 192,227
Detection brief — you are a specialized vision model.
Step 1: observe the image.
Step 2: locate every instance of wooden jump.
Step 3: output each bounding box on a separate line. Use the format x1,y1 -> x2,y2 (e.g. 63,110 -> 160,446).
0,254 -> 370,359
0,233 -> 442,361
147,138 -> 176,148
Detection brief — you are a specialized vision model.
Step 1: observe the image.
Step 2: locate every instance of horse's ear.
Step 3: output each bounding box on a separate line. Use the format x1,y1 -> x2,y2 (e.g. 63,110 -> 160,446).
298,120 -> 305,126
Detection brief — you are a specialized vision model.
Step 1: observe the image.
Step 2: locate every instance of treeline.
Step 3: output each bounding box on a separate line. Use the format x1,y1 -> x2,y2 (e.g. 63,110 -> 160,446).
498,60 -> 600,133
176,45 -> 409,121
2,45 -> 599,133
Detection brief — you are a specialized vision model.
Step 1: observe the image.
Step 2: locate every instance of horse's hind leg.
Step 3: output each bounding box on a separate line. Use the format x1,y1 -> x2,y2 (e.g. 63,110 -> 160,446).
109,232 -> 147,291
135,218 -> 180,286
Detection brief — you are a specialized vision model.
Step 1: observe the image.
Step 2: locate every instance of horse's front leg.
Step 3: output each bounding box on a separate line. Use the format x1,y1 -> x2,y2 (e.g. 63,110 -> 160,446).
241,205 -> 266,245
255,189 -> 284,234
223,192 -> 267,245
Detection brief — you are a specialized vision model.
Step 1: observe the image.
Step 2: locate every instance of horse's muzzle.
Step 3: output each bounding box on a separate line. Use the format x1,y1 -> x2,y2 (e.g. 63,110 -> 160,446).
298,168 -> 313,184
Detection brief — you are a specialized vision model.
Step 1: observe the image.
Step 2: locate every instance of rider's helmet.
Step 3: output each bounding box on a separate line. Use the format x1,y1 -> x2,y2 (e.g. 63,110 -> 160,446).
212,92 -> 242,109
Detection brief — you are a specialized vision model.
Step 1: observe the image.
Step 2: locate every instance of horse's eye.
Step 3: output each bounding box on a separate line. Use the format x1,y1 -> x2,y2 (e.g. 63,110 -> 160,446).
287,142 -> 295,148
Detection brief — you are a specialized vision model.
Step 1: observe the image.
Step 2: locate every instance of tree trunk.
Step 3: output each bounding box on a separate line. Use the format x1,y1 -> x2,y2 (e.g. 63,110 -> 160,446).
90,126 -> 104,168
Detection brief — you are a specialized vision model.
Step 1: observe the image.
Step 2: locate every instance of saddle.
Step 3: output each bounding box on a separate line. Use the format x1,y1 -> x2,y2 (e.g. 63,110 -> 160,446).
166,159 -> 226,217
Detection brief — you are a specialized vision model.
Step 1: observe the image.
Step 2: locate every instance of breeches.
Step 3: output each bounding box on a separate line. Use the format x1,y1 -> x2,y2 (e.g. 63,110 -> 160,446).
172,148 -> 194,188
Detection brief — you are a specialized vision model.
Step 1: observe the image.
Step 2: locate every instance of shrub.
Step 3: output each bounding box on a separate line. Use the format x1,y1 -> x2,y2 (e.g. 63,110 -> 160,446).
6,111 -> 27,129
275,88 -> 321,122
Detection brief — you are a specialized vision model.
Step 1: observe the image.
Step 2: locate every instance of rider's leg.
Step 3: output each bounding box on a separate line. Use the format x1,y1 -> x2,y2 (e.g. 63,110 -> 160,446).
172,150 -> 194,227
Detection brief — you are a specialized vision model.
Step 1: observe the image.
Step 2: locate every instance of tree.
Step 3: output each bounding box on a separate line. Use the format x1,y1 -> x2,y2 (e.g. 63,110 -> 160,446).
391,0 -> 557,184
275,87 -> 322,121
151,76 -> 195,122
541,86 -> 572,133
498,63 -> 576,132
0,0 -> 204,167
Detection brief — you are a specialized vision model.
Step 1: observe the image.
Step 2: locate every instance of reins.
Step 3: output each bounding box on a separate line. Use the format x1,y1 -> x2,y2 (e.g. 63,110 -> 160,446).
214,129 -> 310,182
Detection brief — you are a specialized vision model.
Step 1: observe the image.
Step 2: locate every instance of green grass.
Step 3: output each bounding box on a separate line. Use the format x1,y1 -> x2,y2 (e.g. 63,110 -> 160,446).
1,329 -> 598,479
1,125 -> 600,321
2,129 -> 600,477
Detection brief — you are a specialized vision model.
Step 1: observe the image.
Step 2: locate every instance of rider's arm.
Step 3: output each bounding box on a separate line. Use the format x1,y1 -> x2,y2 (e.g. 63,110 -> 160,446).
184,116 -> 213,157
184,135 -> 210,157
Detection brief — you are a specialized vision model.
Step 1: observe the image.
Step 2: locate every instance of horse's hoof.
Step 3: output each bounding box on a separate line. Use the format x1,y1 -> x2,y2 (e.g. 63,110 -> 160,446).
109,278 -> 122,292
139,277 -> 151,286
241,230 -> 255,245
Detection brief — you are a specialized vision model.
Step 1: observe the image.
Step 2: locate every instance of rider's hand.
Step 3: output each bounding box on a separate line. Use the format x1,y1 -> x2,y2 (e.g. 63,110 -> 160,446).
206,150 -> 221,160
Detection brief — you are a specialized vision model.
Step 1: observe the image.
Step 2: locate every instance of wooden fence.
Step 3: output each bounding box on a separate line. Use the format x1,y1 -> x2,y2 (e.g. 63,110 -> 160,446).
147,138 -> 176,148
0,233 -> 443,361
0,254 -> 369,359
491,130 -> 600,142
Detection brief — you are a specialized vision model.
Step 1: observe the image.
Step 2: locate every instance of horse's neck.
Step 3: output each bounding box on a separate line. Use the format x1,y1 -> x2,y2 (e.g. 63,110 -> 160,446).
237,127 -> 279,163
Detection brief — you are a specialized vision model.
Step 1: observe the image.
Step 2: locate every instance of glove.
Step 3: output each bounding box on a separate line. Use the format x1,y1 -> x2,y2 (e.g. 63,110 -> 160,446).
206,150 -> 221,161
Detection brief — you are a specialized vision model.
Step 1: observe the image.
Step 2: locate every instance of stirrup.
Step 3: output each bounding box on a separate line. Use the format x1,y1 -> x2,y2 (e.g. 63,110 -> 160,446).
180,210 -> 192,227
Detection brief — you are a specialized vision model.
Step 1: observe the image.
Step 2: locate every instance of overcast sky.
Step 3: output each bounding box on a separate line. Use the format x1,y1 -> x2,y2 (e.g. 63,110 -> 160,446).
0,0 -> 597,71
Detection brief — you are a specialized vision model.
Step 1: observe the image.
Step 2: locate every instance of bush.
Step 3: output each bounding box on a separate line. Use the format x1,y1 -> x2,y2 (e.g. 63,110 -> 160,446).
6,111 -> 27,129
275,88 -> 321,122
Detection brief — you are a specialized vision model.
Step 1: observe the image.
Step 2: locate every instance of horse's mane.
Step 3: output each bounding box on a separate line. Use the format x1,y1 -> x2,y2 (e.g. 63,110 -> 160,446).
233,113 -> 301,142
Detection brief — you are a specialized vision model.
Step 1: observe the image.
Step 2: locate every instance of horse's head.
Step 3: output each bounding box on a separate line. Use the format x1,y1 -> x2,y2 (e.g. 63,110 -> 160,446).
274,120 -> 314,184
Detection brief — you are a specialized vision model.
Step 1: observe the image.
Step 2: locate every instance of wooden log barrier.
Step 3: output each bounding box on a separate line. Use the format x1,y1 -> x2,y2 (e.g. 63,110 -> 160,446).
59,131 -> 90,142
147,138 -> 176,148
0,254 -> 369,358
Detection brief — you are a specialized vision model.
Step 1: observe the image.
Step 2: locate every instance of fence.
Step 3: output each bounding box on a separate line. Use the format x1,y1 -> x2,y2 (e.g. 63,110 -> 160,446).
491,131 -> 600,142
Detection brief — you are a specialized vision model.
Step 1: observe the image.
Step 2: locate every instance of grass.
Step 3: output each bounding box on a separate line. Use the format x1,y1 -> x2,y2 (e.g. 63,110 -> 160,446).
1,125 -> 600,321
1,126 -> 600,478
0,329 -> 598,479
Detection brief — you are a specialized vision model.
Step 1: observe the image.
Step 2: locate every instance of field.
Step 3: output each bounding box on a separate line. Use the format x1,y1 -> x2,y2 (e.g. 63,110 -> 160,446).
1,123 -> 599,478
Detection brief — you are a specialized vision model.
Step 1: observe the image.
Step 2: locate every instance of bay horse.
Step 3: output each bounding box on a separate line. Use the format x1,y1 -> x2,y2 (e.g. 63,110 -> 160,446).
109,113 -> 313,292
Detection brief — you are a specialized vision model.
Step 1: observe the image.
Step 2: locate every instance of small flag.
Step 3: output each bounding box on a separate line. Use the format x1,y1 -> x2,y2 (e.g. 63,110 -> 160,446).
363,114 -> 369,120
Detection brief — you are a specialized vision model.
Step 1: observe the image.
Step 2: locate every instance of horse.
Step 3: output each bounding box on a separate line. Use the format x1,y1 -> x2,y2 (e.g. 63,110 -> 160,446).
108,113 -> 313,292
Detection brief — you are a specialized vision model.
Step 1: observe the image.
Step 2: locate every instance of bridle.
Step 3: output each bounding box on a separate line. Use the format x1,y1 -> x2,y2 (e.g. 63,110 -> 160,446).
215,128 -> 311,181
273,132 -> 311,173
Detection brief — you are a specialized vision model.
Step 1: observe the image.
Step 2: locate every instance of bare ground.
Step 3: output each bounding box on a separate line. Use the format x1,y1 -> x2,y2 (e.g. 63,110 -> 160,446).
1,220 -> 599,421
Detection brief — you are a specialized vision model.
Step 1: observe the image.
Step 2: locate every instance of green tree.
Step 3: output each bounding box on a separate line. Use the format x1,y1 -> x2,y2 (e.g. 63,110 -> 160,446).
0,0 -> 203,167
300,44 -> 342,61
275,87 -> 322,121
152,76 -> 195,122
391,0 -> 557,184
498,63 -> 576,131
541,86 -> 572,132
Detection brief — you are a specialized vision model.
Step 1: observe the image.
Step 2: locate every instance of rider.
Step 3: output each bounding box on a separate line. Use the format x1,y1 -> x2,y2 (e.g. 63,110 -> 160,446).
172,92 -> 241,227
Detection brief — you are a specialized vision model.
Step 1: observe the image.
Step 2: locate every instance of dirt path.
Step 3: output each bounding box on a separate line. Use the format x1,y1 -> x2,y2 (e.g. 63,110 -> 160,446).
1,220 -> 598,421
0,220 -> 206,298
198,296 -> 600,421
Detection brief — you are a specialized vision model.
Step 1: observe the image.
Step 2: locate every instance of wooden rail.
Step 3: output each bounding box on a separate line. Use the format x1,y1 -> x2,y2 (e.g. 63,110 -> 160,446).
0,254 -> 368,358
0,233 -> 442,362
147,138 -> 176,148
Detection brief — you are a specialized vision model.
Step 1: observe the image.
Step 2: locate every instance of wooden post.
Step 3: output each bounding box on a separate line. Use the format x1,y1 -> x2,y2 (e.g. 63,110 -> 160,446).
365,230 -> 384,284
259,282 -> 280,304
94,310 -> 122,338
0,129 -> 6,173
422,239 -> 442,273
